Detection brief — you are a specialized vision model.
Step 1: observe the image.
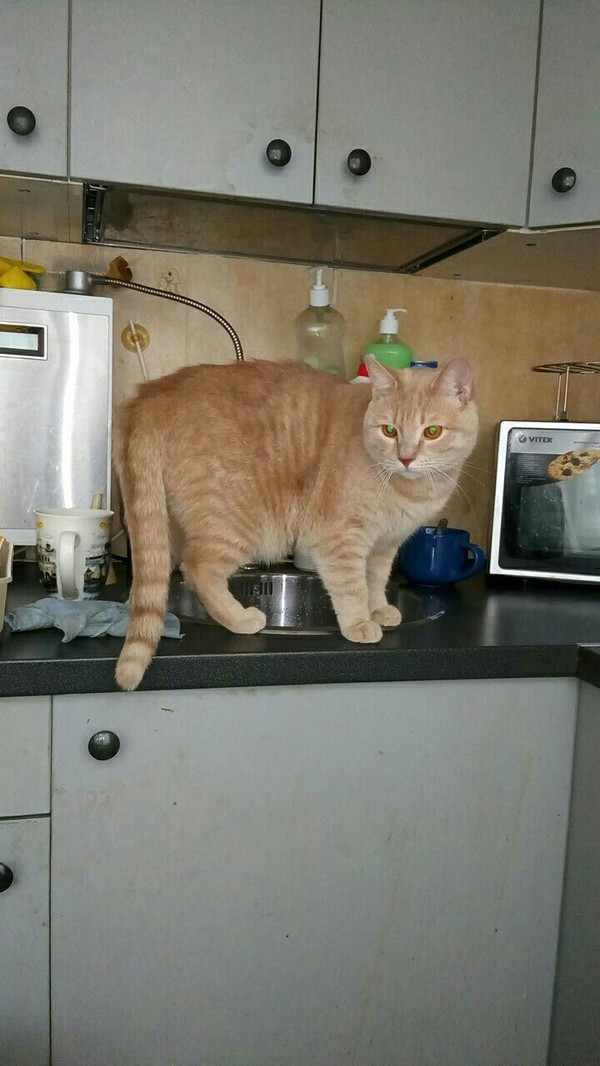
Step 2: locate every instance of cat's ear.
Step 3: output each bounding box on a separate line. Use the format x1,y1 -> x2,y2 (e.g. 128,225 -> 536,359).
364,355 -> 398,393
433,358 -> 473,405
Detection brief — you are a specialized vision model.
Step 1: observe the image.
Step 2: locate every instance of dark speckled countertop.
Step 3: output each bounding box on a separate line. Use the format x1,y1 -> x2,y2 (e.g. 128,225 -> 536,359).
0,561 -> 599,697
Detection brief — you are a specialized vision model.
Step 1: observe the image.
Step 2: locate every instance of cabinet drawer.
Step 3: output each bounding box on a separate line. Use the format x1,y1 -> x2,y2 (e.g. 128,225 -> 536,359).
0,697 -> 51,816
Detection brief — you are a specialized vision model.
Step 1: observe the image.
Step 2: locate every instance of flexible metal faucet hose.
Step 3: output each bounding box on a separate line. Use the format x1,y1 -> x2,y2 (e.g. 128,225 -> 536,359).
64,269 -> 244,361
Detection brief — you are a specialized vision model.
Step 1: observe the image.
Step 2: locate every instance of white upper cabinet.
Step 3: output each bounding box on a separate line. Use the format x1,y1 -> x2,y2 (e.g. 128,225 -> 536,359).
528,0 -> 600,227
0,0 -> 68,177
315,0 -> 541,226
70,0 -> 320,204
3,1 -> 597,231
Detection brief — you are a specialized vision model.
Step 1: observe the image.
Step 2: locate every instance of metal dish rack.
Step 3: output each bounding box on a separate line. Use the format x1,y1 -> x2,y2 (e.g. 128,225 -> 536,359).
532,361 -> 600,421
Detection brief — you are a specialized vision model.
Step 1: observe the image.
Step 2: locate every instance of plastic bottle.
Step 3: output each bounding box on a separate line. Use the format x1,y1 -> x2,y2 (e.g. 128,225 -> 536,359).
362,308 -> 413,369
352,308 -> 415,382
294,268 -> 346,378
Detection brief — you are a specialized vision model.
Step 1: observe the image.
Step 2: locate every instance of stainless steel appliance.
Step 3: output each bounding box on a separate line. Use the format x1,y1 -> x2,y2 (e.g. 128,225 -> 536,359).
489,420 -> 600,584
0,289 -> 112,545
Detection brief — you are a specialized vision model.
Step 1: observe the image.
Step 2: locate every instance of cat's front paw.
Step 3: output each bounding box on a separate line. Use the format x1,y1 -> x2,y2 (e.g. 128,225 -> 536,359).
371,604 -> 402,628
230,606 -> 267,634
341,620 -> 383,644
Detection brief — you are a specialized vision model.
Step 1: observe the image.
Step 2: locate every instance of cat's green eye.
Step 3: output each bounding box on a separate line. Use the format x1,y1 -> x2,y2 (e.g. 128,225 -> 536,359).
381,424 -> 398,438
423,425 -> 443,440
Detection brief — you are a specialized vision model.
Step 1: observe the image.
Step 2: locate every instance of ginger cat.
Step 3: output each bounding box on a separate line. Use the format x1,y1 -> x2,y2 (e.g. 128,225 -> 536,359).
113,356 -> 478,690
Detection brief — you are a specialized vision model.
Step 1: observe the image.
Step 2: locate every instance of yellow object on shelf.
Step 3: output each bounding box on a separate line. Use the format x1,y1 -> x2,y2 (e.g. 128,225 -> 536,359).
0,256 -> 46,290
0,256 -> 45,275
0,265 -> 37,290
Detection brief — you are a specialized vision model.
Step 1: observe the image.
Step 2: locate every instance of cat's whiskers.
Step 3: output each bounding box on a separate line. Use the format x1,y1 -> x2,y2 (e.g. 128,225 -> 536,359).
429,463 -> 462,485
371,462 -> 395,499
369,459 -> 397,487
453,468 -> 486,489
427,465 -> 473,507
462,460 -> 494,476
423,470 -> 436,495
369,464 -> 391,487
377,468 -> 395,501
437,457 -> 488,494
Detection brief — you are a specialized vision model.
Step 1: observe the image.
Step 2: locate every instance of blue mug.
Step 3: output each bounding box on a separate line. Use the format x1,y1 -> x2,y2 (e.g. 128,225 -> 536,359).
397,525 -> 486,586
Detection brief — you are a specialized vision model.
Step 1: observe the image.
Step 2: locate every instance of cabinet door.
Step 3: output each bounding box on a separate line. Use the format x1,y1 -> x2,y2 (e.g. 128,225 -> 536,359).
0,818 -> 50,1066
0,696 -> 51,817
0,0 -> 68,177
549,680 -> 600,1066
528,0 -> 600,226
316,0 -> 540,225
52,679 -> 575,1066
70,0 -> 320,204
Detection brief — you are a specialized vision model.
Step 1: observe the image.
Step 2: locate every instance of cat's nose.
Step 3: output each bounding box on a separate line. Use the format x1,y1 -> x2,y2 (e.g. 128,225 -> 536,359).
399,455 -> 416,467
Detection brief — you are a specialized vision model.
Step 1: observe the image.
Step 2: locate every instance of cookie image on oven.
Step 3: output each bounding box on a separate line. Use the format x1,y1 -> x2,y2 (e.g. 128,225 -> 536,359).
547,448 -> 600,481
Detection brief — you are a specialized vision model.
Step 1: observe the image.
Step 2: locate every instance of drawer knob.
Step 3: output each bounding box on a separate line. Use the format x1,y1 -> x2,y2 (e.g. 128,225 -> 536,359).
265,139 -> 292,167
6,106 -> 36,136
551,166 -> 576,193
0,863 -> 14,892
88,730 -> 121,760
347,148 -> 372,176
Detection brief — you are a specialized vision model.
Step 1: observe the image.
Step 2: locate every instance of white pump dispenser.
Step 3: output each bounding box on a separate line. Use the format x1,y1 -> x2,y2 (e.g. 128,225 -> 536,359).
379,307 -> 407,336
294,267 -> 347,377
309,268 -> 330,308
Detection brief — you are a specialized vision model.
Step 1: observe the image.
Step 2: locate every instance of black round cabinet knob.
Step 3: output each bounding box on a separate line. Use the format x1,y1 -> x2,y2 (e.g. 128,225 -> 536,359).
347,148 -> 372,176
0,863 -> 14,892
88,730 -> 121,761
551,167 -> 576,193
6,106 -> 36,136
266,139 -> 292,167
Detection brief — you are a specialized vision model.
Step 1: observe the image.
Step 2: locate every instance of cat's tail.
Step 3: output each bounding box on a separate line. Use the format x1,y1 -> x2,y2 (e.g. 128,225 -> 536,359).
114,416 -> 171,691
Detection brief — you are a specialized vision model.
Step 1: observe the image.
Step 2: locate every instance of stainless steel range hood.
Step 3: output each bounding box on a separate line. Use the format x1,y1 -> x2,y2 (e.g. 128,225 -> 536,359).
82,183 -> 499,274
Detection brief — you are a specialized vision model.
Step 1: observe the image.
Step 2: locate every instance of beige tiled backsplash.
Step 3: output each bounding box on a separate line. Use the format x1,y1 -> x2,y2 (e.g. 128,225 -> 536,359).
4,237 -> 600,549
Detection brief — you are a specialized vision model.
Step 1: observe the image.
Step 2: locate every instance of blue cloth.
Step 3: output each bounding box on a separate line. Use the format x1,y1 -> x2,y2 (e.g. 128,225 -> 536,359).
5,598 -> 182,643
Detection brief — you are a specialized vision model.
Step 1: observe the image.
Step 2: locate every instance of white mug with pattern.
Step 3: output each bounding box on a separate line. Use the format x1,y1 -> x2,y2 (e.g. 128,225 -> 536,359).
34,507 -> 114,601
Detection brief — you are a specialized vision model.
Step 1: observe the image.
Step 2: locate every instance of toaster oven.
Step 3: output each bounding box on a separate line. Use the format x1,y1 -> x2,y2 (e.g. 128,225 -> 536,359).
489,420 -> 600,584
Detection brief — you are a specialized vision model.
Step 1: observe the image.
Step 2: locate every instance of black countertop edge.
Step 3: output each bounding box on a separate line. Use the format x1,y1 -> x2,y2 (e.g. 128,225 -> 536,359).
0,643 -> 587,699
577,646 -> 600,689
2,568 -> 599,697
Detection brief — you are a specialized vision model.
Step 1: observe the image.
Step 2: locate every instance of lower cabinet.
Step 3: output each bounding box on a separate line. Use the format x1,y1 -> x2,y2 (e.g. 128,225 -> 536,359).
51,679 -> 577,1066
0,695 -> 51,1066
0,818 -> 50,1066
549,680 -> 600,1066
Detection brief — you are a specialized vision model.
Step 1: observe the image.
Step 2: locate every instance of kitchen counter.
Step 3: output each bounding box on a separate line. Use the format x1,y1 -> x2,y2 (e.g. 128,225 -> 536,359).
1,561 -> 599,697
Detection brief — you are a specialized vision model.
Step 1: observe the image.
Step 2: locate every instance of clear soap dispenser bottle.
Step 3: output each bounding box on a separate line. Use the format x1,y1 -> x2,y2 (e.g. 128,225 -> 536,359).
294,268 -> 347,378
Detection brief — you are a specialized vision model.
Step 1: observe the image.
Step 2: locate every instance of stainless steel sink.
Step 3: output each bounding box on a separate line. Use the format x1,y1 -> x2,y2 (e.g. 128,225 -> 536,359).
168,564 -> 445,635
